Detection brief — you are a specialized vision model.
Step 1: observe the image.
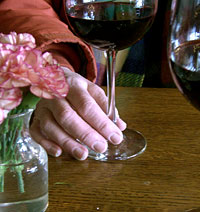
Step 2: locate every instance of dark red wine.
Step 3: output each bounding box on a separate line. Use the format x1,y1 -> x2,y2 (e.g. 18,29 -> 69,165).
170,40 -> 200,110
66,2 -> 156,50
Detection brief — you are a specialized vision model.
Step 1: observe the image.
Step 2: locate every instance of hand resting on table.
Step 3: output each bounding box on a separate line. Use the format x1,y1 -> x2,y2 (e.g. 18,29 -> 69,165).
30,68 -> 127,160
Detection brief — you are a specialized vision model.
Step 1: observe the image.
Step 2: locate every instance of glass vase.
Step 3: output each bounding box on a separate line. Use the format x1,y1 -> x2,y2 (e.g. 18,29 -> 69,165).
0,109 -> 48,212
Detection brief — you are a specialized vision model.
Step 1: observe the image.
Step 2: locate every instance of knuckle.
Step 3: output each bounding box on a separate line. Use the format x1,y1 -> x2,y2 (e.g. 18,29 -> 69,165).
78,99 -> 96,117
96,86 -> 106,96
98,120 -> 109,132
79,130 -> 95,143
94,86 -> 107,101
69,74 -> 88,89
60,137 -> 72,149
56,108 -> 76,125
41,117 -> 52,132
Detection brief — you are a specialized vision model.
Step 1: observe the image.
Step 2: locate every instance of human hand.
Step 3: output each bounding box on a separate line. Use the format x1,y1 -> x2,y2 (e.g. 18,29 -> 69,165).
30,68 -> 127,160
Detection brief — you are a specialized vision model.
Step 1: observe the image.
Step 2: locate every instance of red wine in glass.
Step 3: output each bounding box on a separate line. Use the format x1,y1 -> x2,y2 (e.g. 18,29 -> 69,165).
170,40 -> 200,111
67,2 -> 156,50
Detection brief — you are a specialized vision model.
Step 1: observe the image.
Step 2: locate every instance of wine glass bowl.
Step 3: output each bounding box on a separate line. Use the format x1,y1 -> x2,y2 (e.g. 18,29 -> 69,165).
169,0 -> 200,111
65,0 -> 158,161
66,1 -> 157,51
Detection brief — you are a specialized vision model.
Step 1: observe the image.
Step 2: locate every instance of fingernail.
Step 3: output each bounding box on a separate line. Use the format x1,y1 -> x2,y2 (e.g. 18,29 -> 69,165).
110,133 -> 123,145
73,147 -> 88,161
55,149 -> 62,157
50,147 -> 62,157
92,141 -> 108,153
119,120 -> 127,131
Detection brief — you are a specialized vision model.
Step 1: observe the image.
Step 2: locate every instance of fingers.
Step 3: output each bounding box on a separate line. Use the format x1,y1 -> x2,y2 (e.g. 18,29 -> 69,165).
30,69 -> 127,161
115,108 -> 127,131
88,83 -> 108,113
64,67 -> 127,132
46,98 -> 108,153
67,86 -> 124,145
30,118 -> 62,157
30,108 -> 89,160
32,99 -> 109,160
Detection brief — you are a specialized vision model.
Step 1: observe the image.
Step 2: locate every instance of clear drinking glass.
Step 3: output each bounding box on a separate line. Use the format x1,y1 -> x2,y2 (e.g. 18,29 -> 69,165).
168,0 -> 200,111
65,0 -> 158,161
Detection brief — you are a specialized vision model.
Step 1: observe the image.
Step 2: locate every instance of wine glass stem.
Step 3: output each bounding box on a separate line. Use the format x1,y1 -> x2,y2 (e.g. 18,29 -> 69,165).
106,49 -> 117,124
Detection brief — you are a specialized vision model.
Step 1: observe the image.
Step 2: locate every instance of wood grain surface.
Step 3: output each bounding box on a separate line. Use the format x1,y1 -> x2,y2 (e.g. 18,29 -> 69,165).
46,87 -> 200,212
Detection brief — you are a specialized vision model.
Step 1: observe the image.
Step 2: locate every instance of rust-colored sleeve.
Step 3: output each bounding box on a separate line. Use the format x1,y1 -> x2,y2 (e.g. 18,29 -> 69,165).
0,0 -> 97,82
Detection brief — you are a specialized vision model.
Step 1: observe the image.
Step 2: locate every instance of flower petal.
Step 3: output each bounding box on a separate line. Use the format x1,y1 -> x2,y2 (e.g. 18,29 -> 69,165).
0,32 -> 36,48
0,32 -> 69,115
30,64 -> 69,99
0,88 -> 22,110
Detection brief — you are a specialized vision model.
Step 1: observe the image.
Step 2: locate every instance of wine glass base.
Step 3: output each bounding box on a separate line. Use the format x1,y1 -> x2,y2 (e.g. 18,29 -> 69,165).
88,128 -> 147,161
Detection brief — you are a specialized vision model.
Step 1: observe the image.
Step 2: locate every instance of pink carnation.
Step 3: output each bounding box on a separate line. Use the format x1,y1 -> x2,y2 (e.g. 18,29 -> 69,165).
0,32 -> 39,88
30,64 -> 69,99
0,48 -> 34,88
0,108 -> 9,124
0,33 -> 69,99
24,51 -> 69,99
0,87 -> 22,123
42,52 -> 58,65
0,32 -> 69,124
0,32 -> 36,48
0,87 -> 22,110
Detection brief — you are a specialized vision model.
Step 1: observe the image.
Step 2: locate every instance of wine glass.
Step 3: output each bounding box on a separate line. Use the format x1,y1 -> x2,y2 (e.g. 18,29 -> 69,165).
65,0 -> 158,161
168,0 -> 200,112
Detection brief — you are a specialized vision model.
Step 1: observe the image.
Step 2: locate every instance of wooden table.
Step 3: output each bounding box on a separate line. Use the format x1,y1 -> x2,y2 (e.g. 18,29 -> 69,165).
46,87 -> 200,212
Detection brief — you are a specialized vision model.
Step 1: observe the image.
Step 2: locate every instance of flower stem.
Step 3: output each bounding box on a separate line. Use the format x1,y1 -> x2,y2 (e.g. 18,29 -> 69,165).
16,167 -> 25,193
0,175 -> 4,192
16,92 -> 40,110
0,112 -> 25,193
0,166 -> 6,192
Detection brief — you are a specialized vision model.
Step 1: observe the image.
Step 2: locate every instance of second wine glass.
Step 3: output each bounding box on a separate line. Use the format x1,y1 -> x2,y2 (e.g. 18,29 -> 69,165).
168,0 -> 200,111
65,0 -> 158,161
